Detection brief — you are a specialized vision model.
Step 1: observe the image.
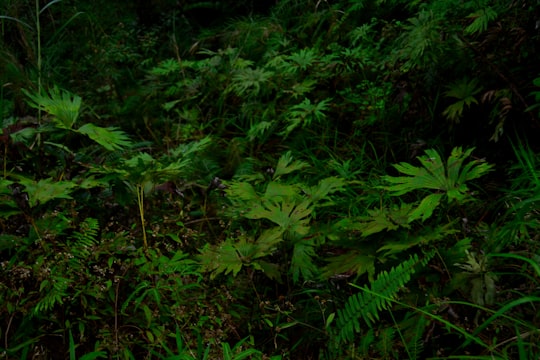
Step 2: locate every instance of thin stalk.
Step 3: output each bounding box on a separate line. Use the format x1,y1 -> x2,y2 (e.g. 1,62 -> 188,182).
136,184 -> 148,251
35,0 -> 42,106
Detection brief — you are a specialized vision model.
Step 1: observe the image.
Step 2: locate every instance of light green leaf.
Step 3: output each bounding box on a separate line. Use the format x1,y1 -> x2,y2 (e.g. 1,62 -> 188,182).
408,193 -> 444,223
77,123 -> 132,151
23,87 -> 82,129
226,182 -> 260,202
291,241 -> 318,282
20,178 -> 77,208
305,176 -> 346,204
383,147 -> 492,222
273,151 -> 309,178
322,251 -> 376,280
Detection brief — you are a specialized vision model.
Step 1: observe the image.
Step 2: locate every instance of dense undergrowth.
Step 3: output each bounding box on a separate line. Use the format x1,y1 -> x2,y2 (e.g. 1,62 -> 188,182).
1,0 -> 540,359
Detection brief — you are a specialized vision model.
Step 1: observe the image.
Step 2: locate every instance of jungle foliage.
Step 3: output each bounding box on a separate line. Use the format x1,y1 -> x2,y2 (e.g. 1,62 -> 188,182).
1,0 -> 540,359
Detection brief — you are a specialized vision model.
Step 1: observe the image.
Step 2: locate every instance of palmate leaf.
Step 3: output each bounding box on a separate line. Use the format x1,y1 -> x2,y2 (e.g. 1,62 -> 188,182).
304,176 -> 346,204
443,78 -> 483,123
383,147 -> 492,222
77,123 -> 132,151
353,203 -> 413,236
228,67 -> 274,97
19,177 -> 77,208
198,228 -> 283,280
245,198 -> 312,238
377,223 -> 459,257
282,98 -> 331,137
23,86 -> 82,129
273,151 -> 310,179
291,240 -> 318,282
322,250 -> 376,281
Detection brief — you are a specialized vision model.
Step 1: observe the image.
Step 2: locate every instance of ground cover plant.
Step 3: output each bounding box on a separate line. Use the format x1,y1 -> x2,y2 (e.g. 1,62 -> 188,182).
1,0 -> 540,359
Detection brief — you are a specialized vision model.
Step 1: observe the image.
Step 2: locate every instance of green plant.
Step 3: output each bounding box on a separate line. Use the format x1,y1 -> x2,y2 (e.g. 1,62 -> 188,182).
382,147 -> 493,222
199,151 -> 345,283
331,252 -> 433,345
96,137 -> 211,251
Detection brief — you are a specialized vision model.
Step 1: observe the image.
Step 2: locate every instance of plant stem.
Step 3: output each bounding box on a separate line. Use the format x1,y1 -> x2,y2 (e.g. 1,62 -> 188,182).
136,184 -> 148,251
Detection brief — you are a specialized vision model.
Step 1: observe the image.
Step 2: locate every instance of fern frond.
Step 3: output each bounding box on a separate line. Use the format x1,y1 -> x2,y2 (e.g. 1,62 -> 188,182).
335,252 -> 433,343
69,217 -> 100,260
34,276 -> 71,315
465,7 -> 498,35
400,311 -> 429,359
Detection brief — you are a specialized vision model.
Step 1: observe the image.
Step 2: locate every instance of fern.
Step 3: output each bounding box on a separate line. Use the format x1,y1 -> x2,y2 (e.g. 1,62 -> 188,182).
34,275 -> 71,315
334,252 -> 433,343
399,311 -> 429,360
465,6 -> 498,35
67,218 -> 99,262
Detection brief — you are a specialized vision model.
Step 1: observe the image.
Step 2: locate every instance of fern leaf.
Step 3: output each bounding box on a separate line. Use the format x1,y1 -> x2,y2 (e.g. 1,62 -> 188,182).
465,7 -> 498,35
34,276 -> 71,315
376,327 -> 397,358
69,217 -> 100,260
335,252 -> 433,343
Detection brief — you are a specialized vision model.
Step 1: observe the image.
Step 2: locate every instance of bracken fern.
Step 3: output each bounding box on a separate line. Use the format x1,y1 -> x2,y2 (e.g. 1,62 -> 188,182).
333,251 -> 433,344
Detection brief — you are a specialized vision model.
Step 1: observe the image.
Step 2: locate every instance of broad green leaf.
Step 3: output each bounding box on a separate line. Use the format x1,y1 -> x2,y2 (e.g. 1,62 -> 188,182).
226,182 -> 260,202
19,178 -> 76,208
353,204 -> 412,236
23,86 -> 82,129
273,151 -> 309,178
408,193 -> 444,223
77,123 -> 132,151
383,147 -> 492,222
305,176 -> 346,203
198,242 -> 243,279
291,241 -> 318,282
322,251 -> 376,280
264,181 -> 299,199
